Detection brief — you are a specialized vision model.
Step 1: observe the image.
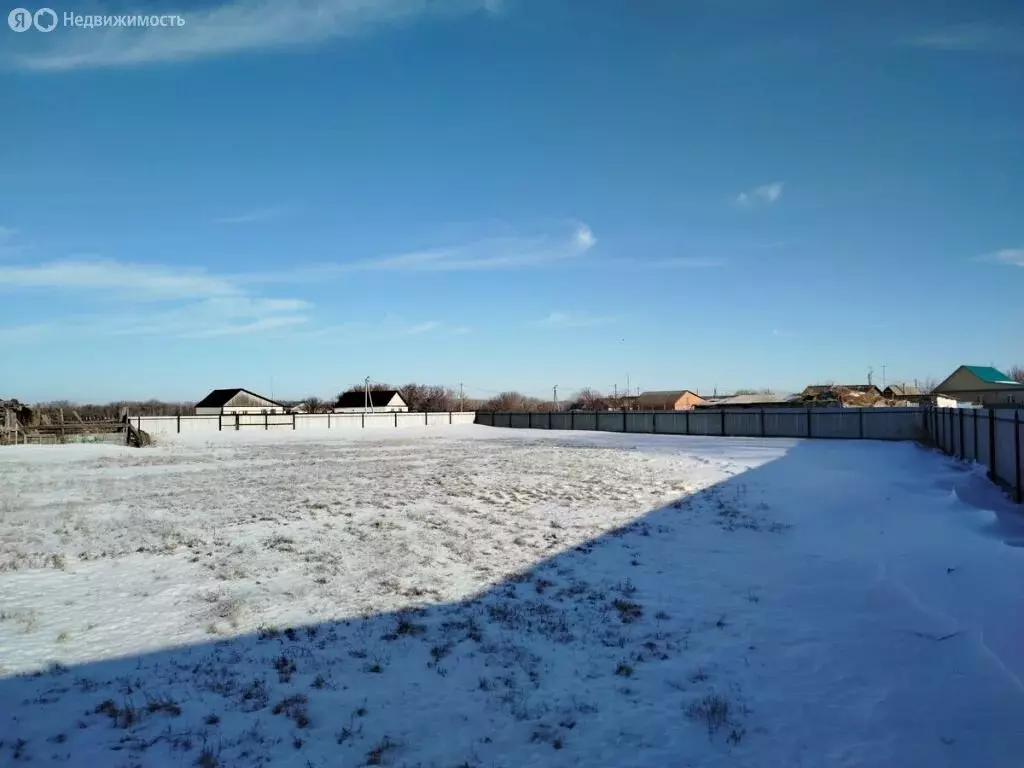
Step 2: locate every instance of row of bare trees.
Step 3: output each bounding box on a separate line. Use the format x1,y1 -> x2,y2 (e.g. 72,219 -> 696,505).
10,367 -> 1023,420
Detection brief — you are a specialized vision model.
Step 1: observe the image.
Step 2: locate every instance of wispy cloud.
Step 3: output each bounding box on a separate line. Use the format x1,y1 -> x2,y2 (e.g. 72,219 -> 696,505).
536,311 -> 616,329
0,258 -> 241,300
0,226 -> 17,240
354,222 -> 596,272
240,221 -> 597,281
11,0 -> 502,71
736,182 -> 784,207
979,248 -> 1024,267
0,255 -> 312,343
405,321 -> 442,335
214,206 -> 293,225
909,22 -> 1024,53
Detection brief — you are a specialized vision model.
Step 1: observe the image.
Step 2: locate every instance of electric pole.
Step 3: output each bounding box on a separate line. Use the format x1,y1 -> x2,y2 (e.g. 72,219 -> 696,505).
553,385 -> 559,412
364,376 -> 373,413
458,382 -> 464,412
867,367 -> 874,387
882,365 -> 886,390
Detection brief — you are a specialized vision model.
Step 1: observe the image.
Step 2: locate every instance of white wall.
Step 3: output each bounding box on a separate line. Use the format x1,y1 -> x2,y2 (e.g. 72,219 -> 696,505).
136,412 -> 477,437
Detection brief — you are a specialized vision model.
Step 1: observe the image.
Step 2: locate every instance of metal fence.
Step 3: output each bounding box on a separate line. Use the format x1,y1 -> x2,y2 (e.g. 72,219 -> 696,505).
925,407 -> 1023,502
476,407 -> 924,441
476,406 -> 1023,504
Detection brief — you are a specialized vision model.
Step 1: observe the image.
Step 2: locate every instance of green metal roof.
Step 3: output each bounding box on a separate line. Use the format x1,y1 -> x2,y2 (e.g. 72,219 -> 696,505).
963,366 -> 1022,385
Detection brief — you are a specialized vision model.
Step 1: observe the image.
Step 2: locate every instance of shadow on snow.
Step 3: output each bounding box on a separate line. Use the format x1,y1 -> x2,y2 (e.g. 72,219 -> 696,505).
2,435 -> 1023,768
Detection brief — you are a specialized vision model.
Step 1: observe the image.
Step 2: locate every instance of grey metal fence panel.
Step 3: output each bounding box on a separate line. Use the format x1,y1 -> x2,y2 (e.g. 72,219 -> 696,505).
993,412 -> 1016,489
811,408 -> 860,439
509,413 -> 529,429
977,411 -> 991,468
863,408 -> 924,440
764,409 -> 807,438
550,413 -> 571,430
625,412 -> 654,433
596,412 -> 623,432
656,413 -> 686,434
687,410 -> 720,436
724,411 -> 761,437
963,411 -> 977,461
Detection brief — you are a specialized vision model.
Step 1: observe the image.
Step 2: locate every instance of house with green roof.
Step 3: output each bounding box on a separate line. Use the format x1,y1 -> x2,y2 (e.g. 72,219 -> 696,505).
932,365 -> 1024,406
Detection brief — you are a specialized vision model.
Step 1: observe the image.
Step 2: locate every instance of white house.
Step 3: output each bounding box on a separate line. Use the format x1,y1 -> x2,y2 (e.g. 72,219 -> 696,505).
333,390 -> 409,413
195,388 -> 285,416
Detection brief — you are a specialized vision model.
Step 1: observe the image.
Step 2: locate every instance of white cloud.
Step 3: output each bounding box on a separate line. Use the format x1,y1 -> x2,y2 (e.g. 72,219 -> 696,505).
537,311 -> 615,329
736,182 -> 784,207
353,222 -> 596,272
405,321 -> 442,335
214,206 -> 293,225
910,22 -> 1024,53
980,248 -> 1024,267
0,226 -> 17,240
0,258 -> 241,300
0,257 -> 312,342
12,0 -> 502,71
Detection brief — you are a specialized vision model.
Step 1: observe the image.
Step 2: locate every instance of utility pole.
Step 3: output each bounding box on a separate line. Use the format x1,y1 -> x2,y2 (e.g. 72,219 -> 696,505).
613,384 -> 618,399
867,367 -> 874,387
364,376 -> 373,414
882,364 -> 887,390
553,385 -> 559,412
458,382 -> 464,412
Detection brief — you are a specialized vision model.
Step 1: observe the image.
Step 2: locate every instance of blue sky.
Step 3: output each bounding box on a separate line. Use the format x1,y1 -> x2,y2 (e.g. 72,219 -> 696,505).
1,0 -> 1022,403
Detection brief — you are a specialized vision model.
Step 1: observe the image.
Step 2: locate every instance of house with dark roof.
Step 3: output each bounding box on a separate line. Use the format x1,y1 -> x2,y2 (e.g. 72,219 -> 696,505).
333,390 -> 409,414
195,388 -> 285,416
882,383 -> 924,401
694,393 -> 797,409
932,366 -> 1024,406
633,390 -> 706,411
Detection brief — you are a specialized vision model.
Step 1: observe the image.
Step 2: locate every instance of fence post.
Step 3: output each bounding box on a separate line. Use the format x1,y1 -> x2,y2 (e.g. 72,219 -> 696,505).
425,411 -> 429,426
959,408 -> 965,459
235,413 -> 240,431
858,407 -> 864,439
624,410 -> 628,432
361,413 -> 365,429
988,408 -> 997,480
653,411 -> 658,434
394,412 -> 398,428
571,411 -> 575,430
293,412 -> 296,431
759,408 -> 766,437
449,412 -> 452,425
265,412 -> 268,431
720,409 -> 726,437
328,412 -> 331,429
685,409 -> 691,435
177,414 -> 181,434
528,412 -> 533,429
218,413 -> 222,432
807,408 -> 812,438
1015,410 -> 1021,503
973,408 -> 977,460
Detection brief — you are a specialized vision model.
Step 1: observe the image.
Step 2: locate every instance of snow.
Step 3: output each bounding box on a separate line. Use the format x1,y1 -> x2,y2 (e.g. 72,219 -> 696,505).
2,426 -> 1024,767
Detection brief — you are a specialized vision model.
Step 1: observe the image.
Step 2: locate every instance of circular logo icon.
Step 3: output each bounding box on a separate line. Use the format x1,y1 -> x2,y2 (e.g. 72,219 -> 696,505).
8,8 -> 33,31
34,7 -> 57,32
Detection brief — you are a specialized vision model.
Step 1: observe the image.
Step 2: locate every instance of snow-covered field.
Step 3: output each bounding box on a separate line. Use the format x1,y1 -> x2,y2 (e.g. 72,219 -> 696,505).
2,426 -> 1024,767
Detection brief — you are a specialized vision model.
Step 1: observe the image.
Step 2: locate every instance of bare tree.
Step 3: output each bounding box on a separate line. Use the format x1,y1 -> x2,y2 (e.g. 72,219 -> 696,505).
919,377 -> 938,393
1010,366 -> 1024,384
568,387 -> 610,411
301,396 -> 327,414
